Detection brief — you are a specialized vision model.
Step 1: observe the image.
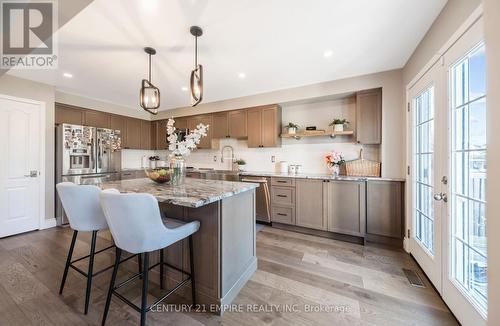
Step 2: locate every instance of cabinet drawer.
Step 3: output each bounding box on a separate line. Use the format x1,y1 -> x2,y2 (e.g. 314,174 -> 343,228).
271,177 -> 295,187
272,187 -> 295,206
271,206 -> 295,225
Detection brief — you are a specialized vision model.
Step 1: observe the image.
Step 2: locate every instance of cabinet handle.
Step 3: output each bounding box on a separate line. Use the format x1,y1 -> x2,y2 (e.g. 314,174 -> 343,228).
276,194 -> 287,198
276,180 -> 287,183
277,213 -> 287,216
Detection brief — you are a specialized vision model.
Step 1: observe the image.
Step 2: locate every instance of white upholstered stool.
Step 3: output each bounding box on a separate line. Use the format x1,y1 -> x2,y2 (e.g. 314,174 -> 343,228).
56,182 -> 140,314
99,189 -> 200,326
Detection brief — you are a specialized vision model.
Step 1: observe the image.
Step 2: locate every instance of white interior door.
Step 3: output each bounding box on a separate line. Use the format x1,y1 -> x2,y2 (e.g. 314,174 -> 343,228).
0,96 -> 42,237
409,62 -> 445,292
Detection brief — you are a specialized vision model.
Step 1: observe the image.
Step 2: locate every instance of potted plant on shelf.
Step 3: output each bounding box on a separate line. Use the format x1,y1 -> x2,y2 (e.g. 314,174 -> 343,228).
235,159 -> 247,171
325,150 -> 345,177
329,118 -> 349,132
286,122 -> 300,135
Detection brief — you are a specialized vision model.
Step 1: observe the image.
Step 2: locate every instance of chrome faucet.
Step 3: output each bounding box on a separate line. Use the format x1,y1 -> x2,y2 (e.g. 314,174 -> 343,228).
221,145 -> 235,170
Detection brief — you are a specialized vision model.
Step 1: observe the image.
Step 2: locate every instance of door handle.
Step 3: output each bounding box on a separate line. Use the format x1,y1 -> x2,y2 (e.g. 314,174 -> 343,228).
24,170 -> 38,178
433,192 -> 448,203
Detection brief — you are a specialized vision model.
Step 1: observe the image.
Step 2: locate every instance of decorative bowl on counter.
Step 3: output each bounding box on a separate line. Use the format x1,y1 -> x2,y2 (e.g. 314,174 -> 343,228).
144,168 -> 172,184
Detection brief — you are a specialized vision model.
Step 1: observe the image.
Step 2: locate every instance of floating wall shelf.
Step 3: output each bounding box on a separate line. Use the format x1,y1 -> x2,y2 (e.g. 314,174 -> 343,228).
280,130 -> 354,140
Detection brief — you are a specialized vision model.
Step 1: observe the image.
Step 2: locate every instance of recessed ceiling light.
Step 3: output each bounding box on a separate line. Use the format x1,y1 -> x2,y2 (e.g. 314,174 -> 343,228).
181,86 -> 188,91
238,72 -> 246,79
63,72 -> 73,78
323,50 -> 333,58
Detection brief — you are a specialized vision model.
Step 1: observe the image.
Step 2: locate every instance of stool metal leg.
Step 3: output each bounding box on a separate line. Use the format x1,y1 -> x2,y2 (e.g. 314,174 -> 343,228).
189,235 -> 196,305
59,230 -> 78,295
138,253 -> 142,279
102,248 -> 122,326
140,252 -> 149,326
159,249 -> 164,289
84,230 -> 97,314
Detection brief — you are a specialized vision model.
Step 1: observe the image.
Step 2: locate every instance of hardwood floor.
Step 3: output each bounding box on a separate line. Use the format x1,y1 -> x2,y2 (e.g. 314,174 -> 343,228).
0,226 -> 458,325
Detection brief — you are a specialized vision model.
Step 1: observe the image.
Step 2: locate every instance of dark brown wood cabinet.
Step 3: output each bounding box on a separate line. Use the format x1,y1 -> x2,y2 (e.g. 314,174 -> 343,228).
155,119 -> 169,150
228,110 -> 247,139
247,105 -> 281,148
356,88 -> 382,144
84,110 -> 110,129
55,103 -> 155,150
123,117 -> 142,149
187,114 -> 213,149
212,112 -> 229,138
55,103 -> 83,125
140,120 -> 151,149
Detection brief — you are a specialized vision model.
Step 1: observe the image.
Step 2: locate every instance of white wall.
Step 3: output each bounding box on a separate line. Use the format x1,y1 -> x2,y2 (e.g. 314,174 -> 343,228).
403,0 -> 482,84
0,74 -> 55,221
156,69 -> 405,179
484,0 -> 500,324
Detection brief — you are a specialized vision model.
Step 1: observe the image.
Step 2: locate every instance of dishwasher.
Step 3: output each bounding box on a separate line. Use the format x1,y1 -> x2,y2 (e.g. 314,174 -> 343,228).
240,176 -> 271,224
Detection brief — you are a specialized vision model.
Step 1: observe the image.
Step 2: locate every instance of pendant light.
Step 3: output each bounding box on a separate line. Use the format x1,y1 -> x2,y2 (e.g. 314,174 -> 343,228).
139,47 -> 160,114
190,26 -> 203,107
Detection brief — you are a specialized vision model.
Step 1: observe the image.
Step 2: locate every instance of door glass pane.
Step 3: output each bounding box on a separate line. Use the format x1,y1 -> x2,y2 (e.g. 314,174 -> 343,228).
450,42 -> 487,314
413,85 -> 435,254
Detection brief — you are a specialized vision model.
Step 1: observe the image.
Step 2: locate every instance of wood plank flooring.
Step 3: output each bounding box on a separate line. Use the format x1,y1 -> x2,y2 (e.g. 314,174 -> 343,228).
0,226 -> 458,326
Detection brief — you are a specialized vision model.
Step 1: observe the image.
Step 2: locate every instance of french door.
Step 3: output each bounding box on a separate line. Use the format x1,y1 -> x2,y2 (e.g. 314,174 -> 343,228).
409,62 -> 445,291
409,17 -> 487,325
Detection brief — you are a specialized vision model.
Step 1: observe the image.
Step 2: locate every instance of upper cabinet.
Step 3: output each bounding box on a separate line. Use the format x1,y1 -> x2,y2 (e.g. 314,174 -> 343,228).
187,114 -> 213,149
123,117 -> 142,149
140,120 -> 151,150
211,110 -> 247,139
247,105 -> 281,148
55,103 -> 83,125
84,110 -> 110,129
228,110 -> 247,139
212,112 -> 229,138
155,119 -> 168,150
356,88 -> 382,144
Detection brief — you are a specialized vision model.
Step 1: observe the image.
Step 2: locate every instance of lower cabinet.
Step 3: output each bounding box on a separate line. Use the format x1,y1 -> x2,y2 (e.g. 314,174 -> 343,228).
296,179 -> 327,230
327,180 -> 366,237
366,180 -> 403,239
271,206 -> 295,225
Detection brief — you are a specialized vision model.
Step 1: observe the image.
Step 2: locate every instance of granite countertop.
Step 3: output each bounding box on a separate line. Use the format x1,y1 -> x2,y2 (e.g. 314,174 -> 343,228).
239,171 -> 405,182
98,177 -> 259,208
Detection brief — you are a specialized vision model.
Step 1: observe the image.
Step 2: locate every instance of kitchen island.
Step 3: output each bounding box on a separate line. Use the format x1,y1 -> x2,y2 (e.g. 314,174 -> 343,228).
98,177 -> 259,313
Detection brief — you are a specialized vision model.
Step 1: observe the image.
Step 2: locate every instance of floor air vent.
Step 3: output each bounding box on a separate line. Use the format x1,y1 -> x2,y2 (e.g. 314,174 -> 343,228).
402,268 -> 426,288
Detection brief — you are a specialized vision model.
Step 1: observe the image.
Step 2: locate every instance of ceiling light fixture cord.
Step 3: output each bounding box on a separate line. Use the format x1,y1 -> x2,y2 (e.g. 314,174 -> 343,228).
148,52 -> 152,82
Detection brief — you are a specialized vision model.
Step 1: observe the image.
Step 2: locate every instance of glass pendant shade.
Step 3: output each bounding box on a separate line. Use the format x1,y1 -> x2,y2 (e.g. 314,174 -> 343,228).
139,47 -> 160,115
190,64 -> 203,106
140,79 -> 160,114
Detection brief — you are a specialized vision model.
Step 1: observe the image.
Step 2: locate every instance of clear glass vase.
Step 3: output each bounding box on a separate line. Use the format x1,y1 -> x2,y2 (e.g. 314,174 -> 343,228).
331,164 -> 340,177
169,155 -> 186,185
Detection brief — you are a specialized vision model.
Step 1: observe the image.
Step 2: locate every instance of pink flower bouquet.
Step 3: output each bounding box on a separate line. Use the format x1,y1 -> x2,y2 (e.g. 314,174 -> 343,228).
325,150 -> 345,167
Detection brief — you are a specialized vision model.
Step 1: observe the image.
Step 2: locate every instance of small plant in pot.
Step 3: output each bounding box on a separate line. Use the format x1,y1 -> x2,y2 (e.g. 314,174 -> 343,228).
329,118 -> 349,132
235,159 -> 247,171
286,122 -> 299,135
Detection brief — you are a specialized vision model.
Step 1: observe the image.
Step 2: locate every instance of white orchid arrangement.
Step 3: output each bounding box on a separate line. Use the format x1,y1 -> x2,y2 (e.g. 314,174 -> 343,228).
166,118 -> 209,157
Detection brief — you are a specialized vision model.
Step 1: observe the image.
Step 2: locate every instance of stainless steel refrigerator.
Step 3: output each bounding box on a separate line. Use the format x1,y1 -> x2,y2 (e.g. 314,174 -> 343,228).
55,123 -> 122,225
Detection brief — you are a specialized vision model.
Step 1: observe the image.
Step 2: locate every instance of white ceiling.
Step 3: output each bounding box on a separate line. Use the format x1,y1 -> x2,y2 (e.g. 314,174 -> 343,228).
9,0 -> 447,111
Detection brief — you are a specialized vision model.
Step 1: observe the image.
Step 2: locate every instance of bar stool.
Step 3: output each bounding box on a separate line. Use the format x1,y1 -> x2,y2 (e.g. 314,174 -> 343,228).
99,189 -> 200,326
56,182 -> 140,314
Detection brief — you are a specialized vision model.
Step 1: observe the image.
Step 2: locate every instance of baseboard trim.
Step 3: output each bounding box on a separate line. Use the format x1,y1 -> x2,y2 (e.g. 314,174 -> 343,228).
41,218 -> 57,230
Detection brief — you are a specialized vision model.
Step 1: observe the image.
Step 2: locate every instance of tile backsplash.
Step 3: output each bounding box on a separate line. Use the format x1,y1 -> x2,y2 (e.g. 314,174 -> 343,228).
121,149 -> 158,169
153,138 -> 376,174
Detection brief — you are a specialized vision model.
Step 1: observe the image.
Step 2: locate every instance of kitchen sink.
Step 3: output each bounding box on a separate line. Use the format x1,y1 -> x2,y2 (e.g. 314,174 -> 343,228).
186,169 -> 241,182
